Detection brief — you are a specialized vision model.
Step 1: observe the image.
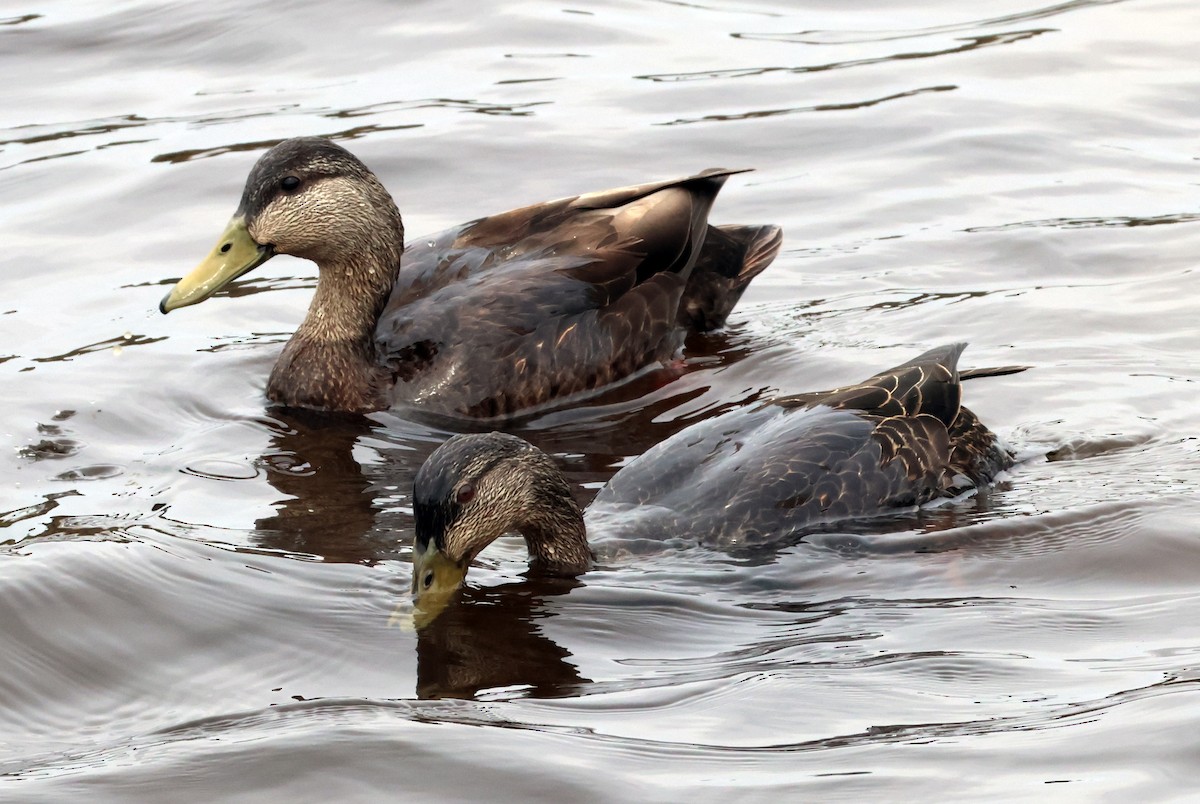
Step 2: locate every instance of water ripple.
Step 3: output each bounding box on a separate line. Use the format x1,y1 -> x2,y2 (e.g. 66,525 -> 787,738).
638,29 -> 1050,83
657,85 -> 956,126
733,0 -> 1128,45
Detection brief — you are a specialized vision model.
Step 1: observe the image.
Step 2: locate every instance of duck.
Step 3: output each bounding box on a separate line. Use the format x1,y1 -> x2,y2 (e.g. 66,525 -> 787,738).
411,343 -> 1023,602
159,136 -> 781,417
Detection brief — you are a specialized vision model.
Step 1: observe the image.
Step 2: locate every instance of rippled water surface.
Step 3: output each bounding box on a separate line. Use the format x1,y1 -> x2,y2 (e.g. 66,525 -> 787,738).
3,0 -> 1199,800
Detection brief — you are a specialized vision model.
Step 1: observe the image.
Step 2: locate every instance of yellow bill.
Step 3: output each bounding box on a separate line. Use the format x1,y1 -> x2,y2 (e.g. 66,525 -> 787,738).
410,538 -> 468,627
160,216 -> 274,313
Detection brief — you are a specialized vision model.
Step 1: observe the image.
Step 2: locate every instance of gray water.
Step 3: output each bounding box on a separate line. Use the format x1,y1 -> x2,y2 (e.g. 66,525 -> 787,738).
2,0 -> 1199,800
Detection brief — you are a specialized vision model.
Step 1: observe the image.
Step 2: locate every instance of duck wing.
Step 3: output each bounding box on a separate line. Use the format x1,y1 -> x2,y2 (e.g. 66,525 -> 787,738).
777,342 -> 1018,492
375,170 -> 775,418
776,343 -> 968,425
590,403 -> 952,549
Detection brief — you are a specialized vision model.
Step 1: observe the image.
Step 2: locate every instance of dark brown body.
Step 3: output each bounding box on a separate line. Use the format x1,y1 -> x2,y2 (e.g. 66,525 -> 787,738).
370,174 -> 780,418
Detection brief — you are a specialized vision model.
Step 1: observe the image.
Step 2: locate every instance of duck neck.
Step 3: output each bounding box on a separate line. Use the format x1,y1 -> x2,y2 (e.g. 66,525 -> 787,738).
269,243 -> 401,412
302,251 -> 396,345
520,488 -> 592,575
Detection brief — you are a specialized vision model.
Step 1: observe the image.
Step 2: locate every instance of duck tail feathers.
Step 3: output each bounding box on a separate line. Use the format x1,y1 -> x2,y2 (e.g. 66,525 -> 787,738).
960,364 -> 1030,381
679,223 -> 783,332
894,343 -> 1029,381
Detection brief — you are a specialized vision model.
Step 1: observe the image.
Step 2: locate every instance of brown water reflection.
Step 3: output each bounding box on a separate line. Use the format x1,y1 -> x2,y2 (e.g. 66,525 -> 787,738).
416,577 -> 587,700
254,408 -> 386,563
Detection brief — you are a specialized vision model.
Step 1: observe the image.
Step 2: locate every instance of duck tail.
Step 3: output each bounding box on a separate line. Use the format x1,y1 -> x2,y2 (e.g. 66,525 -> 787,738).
679,223 -> 783,332
960,364 -> 1030,381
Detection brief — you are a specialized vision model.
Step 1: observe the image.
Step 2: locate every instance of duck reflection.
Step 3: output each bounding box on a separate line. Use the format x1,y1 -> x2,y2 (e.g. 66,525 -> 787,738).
414,576 -> 587,700
253,407 -> 438,563
248,328 -> 763,564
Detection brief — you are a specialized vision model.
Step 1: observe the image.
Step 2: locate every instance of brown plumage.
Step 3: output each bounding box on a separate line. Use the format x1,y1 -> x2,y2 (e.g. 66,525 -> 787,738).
411,343 -> 1022,601
159,137 -> 781,417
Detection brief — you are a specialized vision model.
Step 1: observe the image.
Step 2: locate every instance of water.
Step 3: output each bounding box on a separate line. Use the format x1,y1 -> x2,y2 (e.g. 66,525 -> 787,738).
2,0 -> 1199,799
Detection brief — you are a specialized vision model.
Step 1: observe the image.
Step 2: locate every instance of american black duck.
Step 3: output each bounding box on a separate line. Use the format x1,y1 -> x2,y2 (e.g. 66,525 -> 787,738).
159,137 -> 781,417
411,343 -> 1021,601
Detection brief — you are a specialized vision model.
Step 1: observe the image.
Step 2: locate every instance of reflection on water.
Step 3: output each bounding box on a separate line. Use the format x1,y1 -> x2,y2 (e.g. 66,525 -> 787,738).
415,578 -> 587,700
2,0 -> 1200,798
253,408 -> 387,563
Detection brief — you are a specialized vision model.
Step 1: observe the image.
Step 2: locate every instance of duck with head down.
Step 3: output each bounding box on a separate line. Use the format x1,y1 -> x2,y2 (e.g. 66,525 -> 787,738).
411,344 -> 1025,606
160,136 -> 781,418
412,430 -> 593,600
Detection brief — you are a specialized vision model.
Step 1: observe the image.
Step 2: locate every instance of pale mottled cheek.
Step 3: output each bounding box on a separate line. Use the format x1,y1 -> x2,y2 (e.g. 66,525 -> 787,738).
448,505 -> 510,561
249,201 -> 309,251
249,179 -> 368,259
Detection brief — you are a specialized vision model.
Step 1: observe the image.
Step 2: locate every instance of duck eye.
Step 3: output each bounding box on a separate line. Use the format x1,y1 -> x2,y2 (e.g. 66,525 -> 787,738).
455,484 -> 476,505
422,570 -> 434,589
280,175 -> 301,193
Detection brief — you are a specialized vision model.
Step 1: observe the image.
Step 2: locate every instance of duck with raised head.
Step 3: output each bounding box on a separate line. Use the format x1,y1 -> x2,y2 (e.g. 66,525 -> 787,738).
411,344 -> 1023,602
159,137 -> 781,417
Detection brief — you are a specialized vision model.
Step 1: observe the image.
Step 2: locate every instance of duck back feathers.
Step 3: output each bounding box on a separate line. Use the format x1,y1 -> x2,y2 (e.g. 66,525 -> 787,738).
590,344 -> 1015,548
376,170 -> 780,418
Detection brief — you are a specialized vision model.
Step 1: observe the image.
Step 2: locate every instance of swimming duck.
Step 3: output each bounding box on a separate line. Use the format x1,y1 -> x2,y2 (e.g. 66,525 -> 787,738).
411,343 -> 1021,601
159,137 -> 781,417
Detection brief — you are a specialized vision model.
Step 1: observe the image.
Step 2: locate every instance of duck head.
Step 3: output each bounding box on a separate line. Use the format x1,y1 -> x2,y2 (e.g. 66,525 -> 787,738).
160,136 -> 403,313
411,432 -> 590,610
